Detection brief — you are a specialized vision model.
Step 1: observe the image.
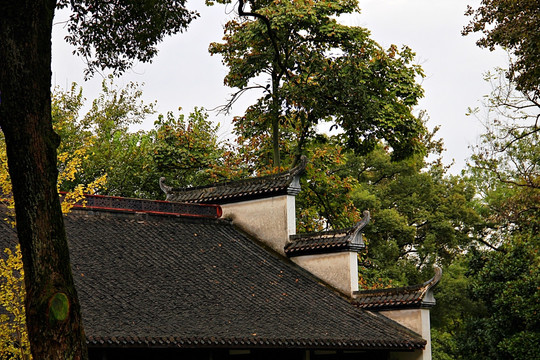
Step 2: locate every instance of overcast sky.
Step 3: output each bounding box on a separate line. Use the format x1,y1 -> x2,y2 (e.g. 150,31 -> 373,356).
51,0 -> 507,174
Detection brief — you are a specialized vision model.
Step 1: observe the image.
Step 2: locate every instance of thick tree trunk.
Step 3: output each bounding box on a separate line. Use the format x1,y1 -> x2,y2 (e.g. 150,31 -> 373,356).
0,2 -> 89,359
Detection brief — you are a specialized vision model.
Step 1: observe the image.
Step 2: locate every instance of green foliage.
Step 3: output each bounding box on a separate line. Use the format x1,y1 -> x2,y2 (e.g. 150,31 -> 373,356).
355,152 -> 479,285
51,80 -> 228,199
468,68 -> 539,237
53,78 -> 157,198
463,0 -> 540,94
152,108 -> 226,188
457,236 -> 540,360
228,112 -> 478,289
294,127 -> 481,287
435,68 -> 540,360
430,257 -> 485,360
58,0 -> 198,77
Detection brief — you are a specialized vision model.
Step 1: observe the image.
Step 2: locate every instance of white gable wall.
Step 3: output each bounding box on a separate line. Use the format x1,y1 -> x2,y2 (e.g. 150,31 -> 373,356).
221,194 -> 296,255
387,308 -> 432,360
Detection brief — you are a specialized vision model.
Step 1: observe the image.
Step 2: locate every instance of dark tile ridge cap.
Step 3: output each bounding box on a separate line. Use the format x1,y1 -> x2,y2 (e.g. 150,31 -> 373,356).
62,193 -> 222,219
86,334 -> 425,350
289,227 -> 356,240
68,208 -> 233,228
285,211 -> 370,256
159,155 -> 307,202
353,267 -> 442,310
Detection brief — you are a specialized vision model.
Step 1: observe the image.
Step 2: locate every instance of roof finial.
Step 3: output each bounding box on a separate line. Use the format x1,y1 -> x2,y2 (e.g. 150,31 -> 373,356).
350,210 -> 370,245
159,177 -> 172,199
290,155 -> 308,177
355,210 -> 370,230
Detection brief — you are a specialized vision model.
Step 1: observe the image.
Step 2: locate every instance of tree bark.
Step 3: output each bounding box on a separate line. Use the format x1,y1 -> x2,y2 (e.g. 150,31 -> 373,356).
271,69 -> 281,169
0,2 -> 89,359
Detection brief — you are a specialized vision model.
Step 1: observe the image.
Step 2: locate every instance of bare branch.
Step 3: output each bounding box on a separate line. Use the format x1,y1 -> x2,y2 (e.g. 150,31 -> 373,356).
209,85 -> 267,114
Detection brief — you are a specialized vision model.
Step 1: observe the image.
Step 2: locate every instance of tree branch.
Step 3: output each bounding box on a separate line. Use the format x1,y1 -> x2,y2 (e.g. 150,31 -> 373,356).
476,237 -> 503,252
209,85 -> 267,114
499,126 -> 540,152
237,0 -> 287,76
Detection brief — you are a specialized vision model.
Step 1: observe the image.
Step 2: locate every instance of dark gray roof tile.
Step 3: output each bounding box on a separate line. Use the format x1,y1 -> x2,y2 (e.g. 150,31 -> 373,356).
0,204 -> 425,350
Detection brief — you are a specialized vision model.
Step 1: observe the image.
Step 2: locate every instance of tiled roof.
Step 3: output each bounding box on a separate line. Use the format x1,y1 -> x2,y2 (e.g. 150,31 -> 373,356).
0,204 -> 425,351
353,268 -> 442,310
285,211 -> 369,256
160,157 -> 307,204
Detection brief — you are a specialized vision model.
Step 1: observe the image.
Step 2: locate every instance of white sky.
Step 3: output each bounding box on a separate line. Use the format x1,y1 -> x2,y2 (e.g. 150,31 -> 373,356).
51,0 -> 506,174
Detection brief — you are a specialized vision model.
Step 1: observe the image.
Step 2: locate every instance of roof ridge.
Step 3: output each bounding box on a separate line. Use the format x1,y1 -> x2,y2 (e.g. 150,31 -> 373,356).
161,156 -> 307,195
160,156 -> 308,203
356,267 -> 442,296
290,227 -> 355,240
285,211 -> 369,256
353,267 -> 442,310
67,209 -> 234,229
290,210 -> 370,241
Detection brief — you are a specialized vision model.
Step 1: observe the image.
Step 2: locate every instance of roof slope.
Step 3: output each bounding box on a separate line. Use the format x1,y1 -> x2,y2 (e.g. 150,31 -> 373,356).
160,157 -> 307,204
0,208 -> 425,350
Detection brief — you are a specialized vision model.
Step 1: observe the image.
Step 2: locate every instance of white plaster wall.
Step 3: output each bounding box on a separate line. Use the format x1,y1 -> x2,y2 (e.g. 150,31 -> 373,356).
220,195 -> 295,255
384,308 -> 432,360
291,252 -> 358,296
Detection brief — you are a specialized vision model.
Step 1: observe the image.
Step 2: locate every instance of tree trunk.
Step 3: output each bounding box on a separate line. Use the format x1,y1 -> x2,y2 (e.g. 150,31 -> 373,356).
0,2 -> 89,359
271,69 -> 281,169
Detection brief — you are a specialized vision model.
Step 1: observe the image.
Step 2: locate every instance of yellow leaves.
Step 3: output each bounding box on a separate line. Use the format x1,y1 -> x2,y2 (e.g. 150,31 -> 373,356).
0,245 -> 31,359
58,148 -> 86,183
55,138 -> 107,213
0,140 -> 15,227
60,174 -> 107,214
387,44 -> 398,59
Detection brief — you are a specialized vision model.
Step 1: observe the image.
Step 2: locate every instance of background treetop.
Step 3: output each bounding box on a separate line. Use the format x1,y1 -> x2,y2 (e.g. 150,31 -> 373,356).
463,0 -> 540,95
209,0 -> 427,167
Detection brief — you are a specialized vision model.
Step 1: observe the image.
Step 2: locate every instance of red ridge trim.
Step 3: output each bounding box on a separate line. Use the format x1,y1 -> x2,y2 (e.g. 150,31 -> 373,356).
60,192 -> 222,219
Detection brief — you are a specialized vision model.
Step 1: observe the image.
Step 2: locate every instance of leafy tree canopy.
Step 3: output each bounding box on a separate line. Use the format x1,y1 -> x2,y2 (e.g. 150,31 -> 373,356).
152,108 -> 227,189
467,68 -> 539,236
225,103 -> 479,288
297,132 -> 480,287
458,235 -> 540,360
210,0 -> 426,165
438,65 -> 540,360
